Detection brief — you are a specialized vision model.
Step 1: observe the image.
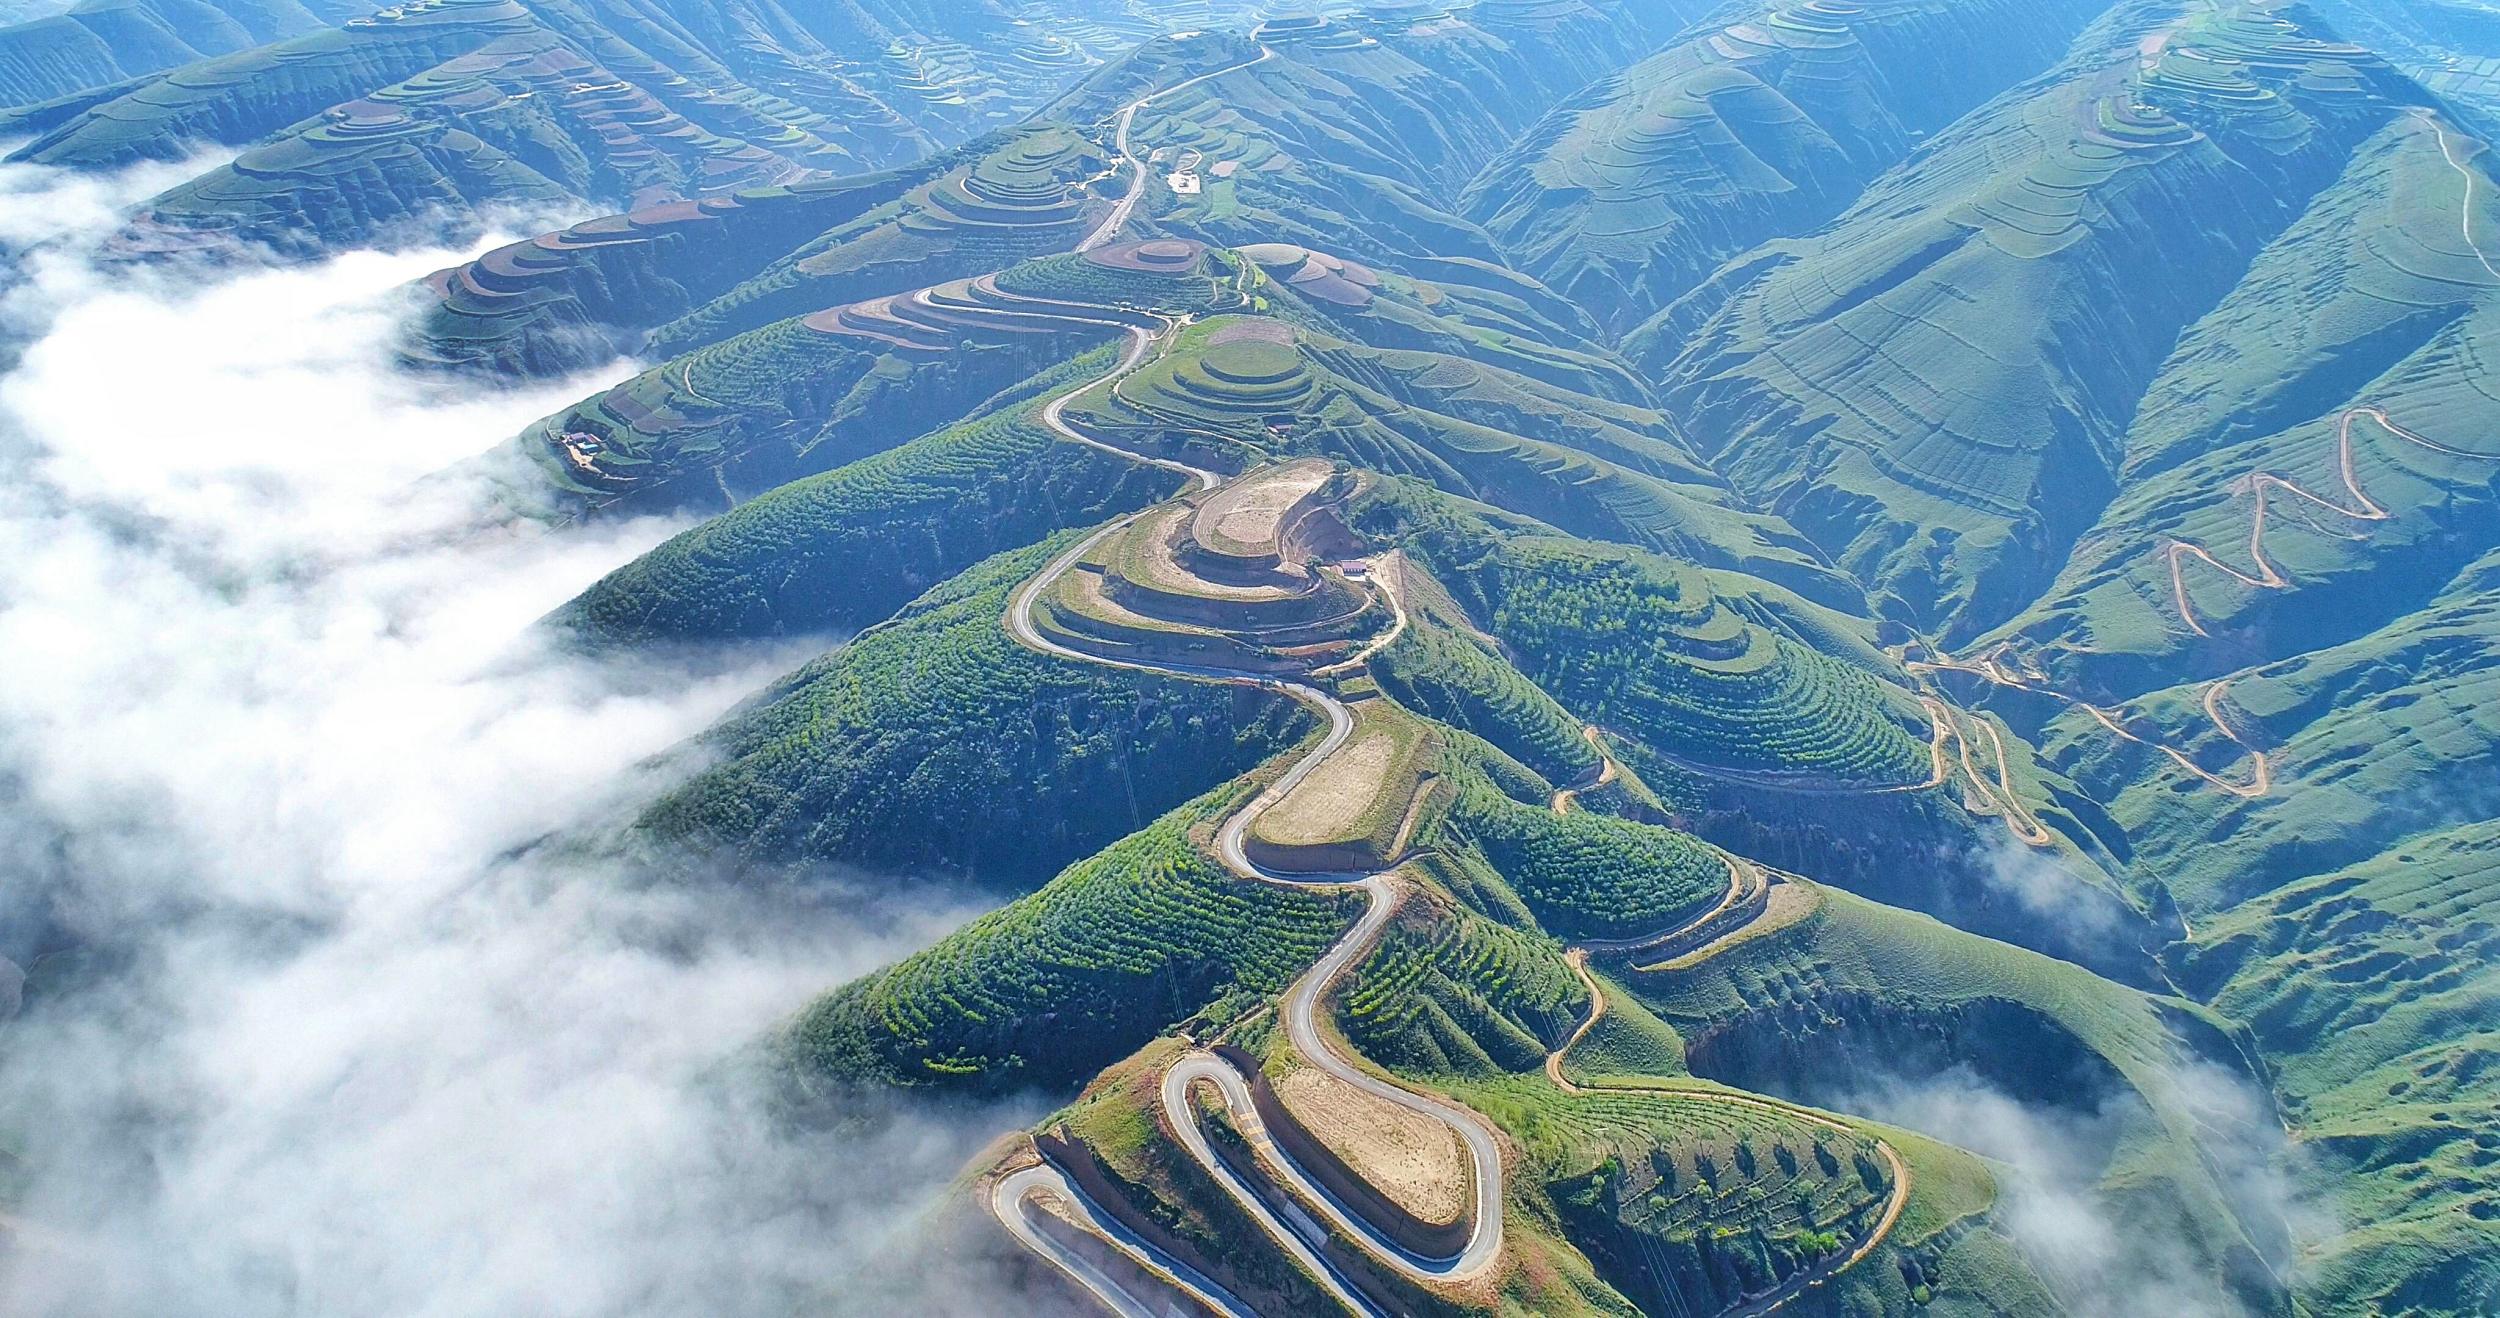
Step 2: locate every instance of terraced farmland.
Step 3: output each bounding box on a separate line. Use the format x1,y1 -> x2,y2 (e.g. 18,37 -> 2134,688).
1444,764 -> 1729,943
1465,0 -> 2106,335
640,535 -> 1309,889
1403,528 -> 1929,786
789,794 -> 1360,1093
1646,0 -> 2403,640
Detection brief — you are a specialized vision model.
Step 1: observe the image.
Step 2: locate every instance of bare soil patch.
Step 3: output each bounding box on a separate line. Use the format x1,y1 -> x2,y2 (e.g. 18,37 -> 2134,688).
1272,1067 -> 1466,1226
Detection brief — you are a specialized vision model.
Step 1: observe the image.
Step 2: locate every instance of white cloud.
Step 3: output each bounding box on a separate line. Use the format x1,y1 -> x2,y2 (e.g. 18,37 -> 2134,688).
0,166 -> 1015,1314
1831,1059 -> 2321,1317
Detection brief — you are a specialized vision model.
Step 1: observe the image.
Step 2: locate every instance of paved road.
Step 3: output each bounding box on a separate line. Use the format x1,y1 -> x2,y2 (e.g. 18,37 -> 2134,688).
993,1162 -> 1254,1318
1078,47 -> 1275,253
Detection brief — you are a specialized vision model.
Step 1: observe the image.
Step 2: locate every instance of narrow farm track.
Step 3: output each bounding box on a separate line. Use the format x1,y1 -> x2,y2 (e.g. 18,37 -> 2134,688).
2417,108 -> 2500,284
999,365 -> 1906,1308
1908,647 -> 2272,799
1921,401 -> 2500,805
2161,406 -> 2500,640
1078,46 -> 1276,254
1906,113 -> 2500,804
1533,778 -> 1914,1313
1548,724 -> 1618,816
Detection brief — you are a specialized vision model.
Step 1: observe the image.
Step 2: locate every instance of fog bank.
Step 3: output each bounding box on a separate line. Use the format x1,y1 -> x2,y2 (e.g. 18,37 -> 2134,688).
0,168 -> 1012,1314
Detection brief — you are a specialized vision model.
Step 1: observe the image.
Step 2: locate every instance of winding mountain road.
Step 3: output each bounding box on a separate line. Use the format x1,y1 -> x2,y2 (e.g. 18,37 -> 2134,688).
1078,47 -> 1275,254
994,1161 -> 1256,1318
986,43 -> 1907,1318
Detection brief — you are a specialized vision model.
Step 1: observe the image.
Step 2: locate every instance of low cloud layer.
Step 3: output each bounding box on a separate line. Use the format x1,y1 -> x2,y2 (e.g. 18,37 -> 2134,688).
1831,1058 -> 2322,1317
0,166 -> 1013,1314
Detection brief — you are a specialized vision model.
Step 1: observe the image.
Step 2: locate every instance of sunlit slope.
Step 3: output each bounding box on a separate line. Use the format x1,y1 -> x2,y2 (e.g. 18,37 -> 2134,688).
8,0 -> 927,172
1063,314 -> 1860,602
1935,116 -> 2500,1310
644,124 -> 1130,352
1464,0 -> 2103,335
1330,894 -> 1949,1316
787,788 -> 1359,1094
1623,881 -> 2295,1316
1239,240 -> 1651,404
118,25 -> 874,257
406,120 -> 1130,373
0,0 -> 1186,260
494,242 -> 1209,516
547,370 -> 1178,648
1980,110 -> 2500,702
639,535 -> 1309,891
2036,550 -> 2500,1312
4,0 -> 529,165
2306,0 -> 2500,136
1358,481 -> 2160,980
0,0 -> 343,110
1644,0 -> 2406,641
403,31 -> 1269,375
534,237 -> 1816,648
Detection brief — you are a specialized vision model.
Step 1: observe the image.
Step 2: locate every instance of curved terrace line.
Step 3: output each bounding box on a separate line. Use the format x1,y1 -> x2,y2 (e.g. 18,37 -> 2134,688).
992,296 -> 1911,1315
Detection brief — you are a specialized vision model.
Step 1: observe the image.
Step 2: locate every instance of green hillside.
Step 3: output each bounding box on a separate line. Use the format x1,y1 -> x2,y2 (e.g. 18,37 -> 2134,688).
1464,0 -> 2106,335
640,534 -> 1311,889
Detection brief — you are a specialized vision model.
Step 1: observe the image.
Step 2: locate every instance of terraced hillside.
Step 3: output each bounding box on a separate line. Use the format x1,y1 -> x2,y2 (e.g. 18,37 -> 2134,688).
1463,0 -> 2108,335
1112,2 -> 1699,273
44,1 -> 2500,1314
402,33 -> 1267,373
0,0 -> 357,108
1645,1 -> 2414,640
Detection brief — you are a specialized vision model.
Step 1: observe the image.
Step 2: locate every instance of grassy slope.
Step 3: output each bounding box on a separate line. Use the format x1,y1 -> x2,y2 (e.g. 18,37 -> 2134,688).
2049,550 -> 2500,1313
1461,0 -> 2102,335
1983,113 -> 2500,701
553,349 -> 1181,645
786,785 -> 1358,1094
1644,0 -> 2394,641
640,534 -> 1309,889
1623,883 -> 2291,1315
2180,821 -> 2500,1314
